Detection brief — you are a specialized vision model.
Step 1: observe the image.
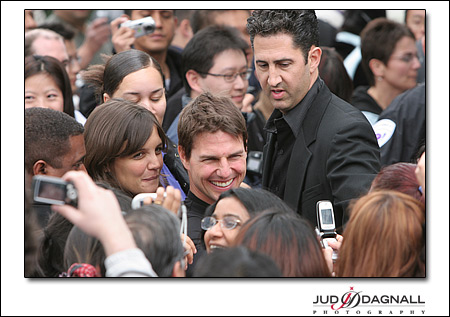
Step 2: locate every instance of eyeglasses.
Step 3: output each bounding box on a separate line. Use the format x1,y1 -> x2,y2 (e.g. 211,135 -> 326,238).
391,53 -> 421,64
198,69 -> 252,83
201,216 -> 241,230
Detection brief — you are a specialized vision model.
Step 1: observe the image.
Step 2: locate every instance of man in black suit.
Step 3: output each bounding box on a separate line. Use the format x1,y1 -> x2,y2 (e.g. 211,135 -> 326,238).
247,10 -> 381,232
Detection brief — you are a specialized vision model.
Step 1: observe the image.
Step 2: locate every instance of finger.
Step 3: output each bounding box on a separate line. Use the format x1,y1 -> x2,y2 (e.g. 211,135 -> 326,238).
143,196 -> 153,206
184,235 -> 197,254
91,17 -> 109,28
154,187 -> 165,205
111,16 -> 131,33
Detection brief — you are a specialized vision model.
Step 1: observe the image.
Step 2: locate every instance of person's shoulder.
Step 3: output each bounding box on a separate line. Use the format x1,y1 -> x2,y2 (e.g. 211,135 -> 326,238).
380,84 -> 425,119
167,87 -> 186,105
167,47 -> 183,63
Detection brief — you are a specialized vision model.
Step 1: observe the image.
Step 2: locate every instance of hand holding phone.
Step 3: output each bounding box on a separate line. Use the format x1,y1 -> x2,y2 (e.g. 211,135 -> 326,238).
316,200 -> 338,262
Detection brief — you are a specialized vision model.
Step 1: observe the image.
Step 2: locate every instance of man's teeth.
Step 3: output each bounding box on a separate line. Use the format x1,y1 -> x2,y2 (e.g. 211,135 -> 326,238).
211,179 -> 233,187
210,245 -> 224,250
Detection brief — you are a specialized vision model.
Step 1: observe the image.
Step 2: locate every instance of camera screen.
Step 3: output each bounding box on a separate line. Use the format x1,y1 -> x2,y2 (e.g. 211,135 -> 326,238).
321,209 -> 333,224
38,181 -> 66,201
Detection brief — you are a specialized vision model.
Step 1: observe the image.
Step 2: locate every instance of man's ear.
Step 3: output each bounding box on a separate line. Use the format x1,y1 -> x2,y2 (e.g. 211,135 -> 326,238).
178,145 -> 189,171
103,93 -> 111,103
308,46 -> 322,74
171,261 -> 186,277
33,160 -> 48,176
180,18 -> 193,38
185,70 -> 204,96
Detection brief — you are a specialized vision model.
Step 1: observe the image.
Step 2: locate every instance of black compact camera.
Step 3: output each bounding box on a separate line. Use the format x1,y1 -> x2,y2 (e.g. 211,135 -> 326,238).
32,175 -> 78,207
247,151 -> 263,175
120,16 -> 156,38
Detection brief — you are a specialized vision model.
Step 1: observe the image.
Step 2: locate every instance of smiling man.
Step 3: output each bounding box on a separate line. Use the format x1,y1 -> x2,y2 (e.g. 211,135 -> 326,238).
248,10 -> 381,232
177,92 -> 248,275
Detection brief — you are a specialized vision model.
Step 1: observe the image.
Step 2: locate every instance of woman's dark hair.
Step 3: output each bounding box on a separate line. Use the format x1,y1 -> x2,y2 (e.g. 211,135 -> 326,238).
63,226 -> 106,277
205,187 -> 293,218
82,49 -> 165,105
32,212 -> 74,277
25,54 -> 75,117
370,162 -> 425,204
84,98 -> 167,197
193,246 -> 282,277
201,188 -> 295,243
318,47 -> 354,102
234,209 -> 331,277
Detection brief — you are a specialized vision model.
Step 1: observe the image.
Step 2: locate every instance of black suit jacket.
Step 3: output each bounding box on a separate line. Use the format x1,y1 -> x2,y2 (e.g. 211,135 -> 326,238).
262,83 -> 380,231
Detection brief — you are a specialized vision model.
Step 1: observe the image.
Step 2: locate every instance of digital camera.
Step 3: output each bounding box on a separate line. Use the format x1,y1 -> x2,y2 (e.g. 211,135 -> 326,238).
32,175 -> 78,207
120,16 -> 156,38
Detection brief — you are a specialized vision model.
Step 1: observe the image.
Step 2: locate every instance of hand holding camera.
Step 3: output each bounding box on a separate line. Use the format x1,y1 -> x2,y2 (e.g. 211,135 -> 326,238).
49,171 -> 137,257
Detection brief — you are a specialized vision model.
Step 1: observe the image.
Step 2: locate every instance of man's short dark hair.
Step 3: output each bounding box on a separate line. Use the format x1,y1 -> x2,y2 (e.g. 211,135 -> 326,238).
178,92 -> 248,160
181,25 -> 249,94
25,108 -> 84,175
247,10 -> 319,63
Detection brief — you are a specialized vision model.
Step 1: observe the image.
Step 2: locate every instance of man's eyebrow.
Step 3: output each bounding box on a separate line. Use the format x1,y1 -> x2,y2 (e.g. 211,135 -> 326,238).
199,150 -> 244,160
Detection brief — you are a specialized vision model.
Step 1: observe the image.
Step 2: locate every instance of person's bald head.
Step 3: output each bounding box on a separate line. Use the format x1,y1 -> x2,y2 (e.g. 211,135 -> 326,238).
25,29 -> 69,68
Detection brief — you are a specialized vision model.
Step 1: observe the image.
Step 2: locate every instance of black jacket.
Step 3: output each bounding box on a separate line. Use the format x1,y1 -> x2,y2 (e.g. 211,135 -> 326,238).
374,83 -> 425,166
262,83 -> 380,231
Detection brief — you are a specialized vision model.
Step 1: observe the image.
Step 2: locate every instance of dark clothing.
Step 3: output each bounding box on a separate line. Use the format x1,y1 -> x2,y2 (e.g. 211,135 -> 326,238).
164,138 -> 190,196
265,79 -> 318,198
163,87 -> 185,132
374,83 -> 425,167
96,182 -> 133,212
351,85 -> 382,115
184,191 -> 210,277
262,77 -> 381,232
32,203 -> 54,229
165,47 -> 184,99
79,84 -> 98,118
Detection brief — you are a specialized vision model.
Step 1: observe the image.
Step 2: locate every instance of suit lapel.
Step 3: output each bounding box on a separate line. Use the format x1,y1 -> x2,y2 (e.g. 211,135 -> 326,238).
284,133 -> 311,208
284,83 -> 333,209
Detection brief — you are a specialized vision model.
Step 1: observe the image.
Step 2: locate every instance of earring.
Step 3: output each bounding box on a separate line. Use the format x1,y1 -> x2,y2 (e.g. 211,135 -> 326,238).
377,76 -> 383,82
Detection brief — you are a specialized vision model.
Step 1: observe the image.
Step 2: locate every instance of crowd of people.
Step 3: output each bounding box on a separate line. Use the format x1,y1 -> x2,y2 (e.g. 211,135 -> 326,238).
24,9 -> 426,278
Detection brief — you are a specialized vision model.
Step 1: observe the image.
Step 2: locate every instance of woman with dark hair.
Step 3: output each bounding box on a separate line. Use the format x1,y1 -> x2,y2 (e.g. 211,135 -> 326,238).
336,190 -> 425,277
352,17 -> 420,125
233,209 -> 332,277
62,226 -> 106,277
25,55 -> 86,124
318,46 -> 354,103
82,49 -> 189,198
201,188 -> 294,254
84,98 -> 169,200
370,162 -> 425,204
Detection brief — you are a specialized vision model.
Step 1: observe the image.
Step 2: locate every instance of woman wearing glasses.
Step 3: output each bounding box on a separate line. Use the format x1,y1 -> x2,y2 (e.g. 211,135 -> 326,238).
351,17 -> 421,125
201,188 -> 294,254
